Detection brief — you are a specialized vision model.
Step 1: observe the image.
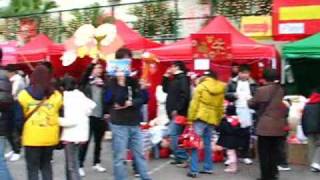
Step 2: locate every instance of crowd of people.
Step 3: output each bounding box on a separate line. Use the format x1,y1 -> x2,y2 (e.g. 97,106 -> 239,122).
0,47 -> 319,180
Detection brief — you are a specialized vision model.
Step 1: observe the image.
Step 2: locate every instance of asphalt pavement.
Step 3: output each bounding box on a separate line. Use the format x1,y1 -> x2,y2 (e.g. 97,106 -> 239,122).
8,141 -> 320,180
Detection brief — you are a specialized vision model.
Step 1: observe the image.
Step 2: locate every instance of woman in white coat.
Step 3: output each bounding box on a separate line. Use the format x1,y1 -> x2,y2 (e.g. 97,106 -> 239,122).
59,76 -> 96,180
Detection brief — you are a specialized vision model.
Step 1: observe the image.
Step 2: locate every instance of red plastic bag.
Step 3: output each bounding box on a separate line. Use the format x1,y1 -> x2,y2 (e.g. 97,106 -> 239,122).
178,125 -> 201,150
175,115 -> 188,125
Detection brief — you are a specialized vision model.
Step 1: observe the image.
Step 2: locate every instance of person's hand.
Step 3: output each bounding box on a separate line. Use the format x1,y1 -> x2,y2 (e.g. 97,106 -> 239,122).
114,103 -> 126,110
164,68 -> 173,77
104,114 -> 111,119
125,100 -> 133,107
171,110 -> 178,118
92,58 -> 99,64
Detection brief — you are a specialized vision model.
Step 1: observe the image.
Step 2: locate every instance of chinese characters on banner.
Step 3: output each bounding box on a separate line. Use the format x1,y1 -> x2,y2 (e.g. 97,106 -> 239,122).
191,34 -> 232,62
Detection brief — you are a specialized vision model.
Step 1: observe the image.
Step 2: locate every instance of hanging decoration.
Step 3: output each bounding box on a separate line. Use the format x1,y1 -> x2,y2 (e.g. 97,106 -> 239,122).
191,34 -> 232,61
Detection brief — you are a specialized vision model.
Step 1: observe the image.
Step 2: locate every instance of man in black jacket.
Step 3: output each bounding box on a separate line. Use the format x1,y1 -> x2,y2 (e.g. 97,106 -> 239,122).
0,48 -> 14,179
162,61 -> 190,166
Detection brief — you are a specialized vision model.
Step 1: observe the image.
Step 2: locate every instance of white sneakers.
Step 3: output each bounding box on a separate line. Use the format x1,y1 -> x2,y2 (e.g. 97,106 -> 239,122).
92,164 -> 107,172
79,164 -> 107,177
224,159 -> 232,166
240,158 -> 253,165
79,168 -> 86,177
277,165 -> 292,171
5,151 -> 14,159
5,151 -> 21,162
311,163 -> 320,172
9,153 -> 21,161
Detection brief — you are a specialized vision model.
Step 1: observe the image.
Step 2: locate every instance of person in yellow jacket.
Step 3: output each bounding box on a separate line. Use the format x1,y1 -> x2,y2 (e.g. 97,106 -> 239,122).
187,70 -> 226,178
17,65 -> 63,180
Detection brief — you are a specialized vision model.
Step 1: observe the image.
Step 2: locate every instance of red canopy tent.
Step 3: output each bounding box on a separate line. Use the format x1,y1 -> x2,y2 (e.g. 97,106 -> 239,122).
17,34 -> 55,63
148,16 -> 278,81
149,16 -> 276,62
114,20 -> 162,50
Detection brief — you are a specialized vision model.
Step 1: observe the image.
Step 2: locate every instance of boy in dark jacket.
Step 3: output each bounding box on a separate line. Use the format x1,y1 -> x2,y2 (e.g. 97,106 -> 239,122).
302,89 -> 320,172
162,61 -> 190,166
226,65 -> 257,165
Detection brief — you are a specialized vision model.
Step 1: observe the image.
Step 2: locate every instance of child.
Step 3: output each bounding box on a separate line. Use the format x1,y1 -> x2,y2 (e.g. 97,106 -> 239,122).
59,76 -> 96,180
217,104 -> 241,173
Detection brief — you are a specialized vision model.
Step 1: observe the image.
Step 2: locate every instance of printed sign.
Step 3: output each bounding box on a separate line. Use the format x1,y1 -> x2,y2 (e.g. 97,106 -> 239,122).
279,23 -> 305,34
194,59 -> 210,70
107,58 -> 132,76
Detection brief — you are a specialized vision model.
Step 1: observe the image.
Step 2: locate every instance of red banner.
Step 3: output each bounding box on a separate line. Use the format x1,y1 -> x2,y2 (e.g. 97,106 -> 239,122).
191,34 -> 232,61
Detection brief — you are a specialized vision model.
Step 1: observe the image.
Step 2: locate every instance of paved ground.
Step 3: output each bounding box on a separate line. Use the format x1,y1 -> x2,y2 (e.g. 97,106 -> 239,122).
8,141 -> 320,180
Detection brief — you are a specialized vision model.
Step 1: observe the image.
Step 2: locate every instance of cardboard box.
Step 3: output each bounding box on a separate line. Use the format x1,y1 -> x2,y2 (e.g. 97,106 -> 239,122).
288,143 -> 309,165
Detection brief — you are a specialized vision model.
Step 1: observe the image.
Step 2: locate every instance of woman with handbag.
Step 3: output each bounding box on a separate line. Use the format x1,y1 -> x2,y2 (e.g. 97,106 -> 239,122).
187,70 -> 226,178
17,65 -> 63,180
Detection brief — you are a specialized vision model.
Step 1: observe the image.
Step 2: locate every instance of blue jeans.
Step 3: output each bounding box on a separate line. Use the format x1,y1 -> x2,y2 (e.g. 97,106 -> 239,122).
168,121 -> 188,161
0,136 -> 13,180
189,121 -> 214,174
111,124 -> 151,180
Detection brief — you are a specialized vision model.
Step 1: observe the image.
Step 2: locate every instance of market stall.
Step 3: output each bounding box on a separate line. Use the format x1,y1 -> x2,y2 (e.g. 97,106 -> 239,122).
282,33 -> 320,96
148,16 -> 278,82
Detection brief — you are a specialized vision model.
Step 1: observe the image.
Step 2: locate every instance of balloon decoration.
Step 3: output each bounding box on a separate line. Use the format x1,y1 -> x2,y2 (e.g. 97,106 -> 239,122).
141,52 -> 159,83
61,23 -> 124,66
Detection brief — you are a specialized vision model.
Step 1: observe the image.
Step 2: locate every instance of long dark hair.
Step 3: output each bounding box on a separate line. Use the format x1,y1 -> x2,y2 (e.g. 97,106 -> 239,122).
30,65 -> 54,97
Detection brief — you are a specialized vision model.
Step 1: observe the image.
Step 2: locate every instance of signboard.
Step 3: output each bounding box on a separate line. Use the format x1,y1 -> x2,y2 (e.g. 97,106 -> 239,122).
194,59 -> 210,70
106,58 -> 132,76
241,16 -> 272,38
191,34 -> 232,61
279,23 -> 305,34
273,0 -> 320,41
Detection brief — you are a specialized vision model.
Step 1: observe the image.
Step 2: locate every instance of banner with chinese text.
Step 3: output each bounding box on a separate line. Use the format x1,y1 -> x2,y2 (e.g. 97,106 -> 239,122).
191,34 -> 232,61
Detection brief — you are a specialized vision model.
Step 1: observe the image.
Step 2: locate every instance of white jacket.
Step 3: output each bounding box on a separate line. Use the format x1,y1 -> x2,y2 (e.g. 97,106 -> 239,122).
10,74 -> 27,99
59,90 -> 96,143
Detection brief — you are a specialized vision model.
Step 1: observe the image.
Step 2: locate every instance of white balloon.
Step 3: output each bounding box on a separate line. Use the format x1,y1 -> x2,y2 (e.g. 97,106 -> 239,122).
74,36 -> 92,47
95,23 -> 116,37
74,24 -> 95,38
61,50 -> 77,66
95,23 -> 117,46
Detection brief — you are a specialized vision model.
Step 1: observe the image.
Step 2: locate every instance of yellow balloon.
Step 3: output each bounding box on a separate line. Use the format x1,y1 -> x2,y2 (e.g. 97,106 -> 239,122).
77,46 -> 88,58
89,47 -> 99,59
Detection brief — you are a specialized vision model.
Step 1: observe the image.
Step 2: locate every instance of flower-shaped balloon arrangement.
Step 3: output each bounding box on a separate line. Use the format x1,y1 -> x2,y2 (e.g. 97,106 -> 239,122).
61,23 -> 123,66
